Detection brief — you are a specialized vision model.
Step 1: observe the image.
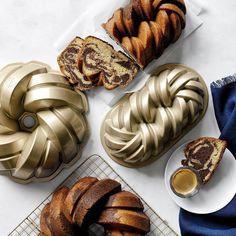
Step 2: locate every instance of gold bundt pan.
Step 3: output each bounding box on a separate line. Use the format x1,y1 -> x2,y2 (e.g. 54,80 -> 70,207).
0,61 -> 88,183
101,64 -> 209,168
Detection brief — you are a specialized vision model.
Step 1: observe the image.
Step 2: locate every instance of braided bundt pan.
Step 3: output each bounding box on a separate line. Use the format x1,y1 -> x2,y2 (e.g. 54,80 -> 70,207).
0,61 -> 88,183
103,0 -> 186,68
101,64 -> 208,167
39,177 -> 150,236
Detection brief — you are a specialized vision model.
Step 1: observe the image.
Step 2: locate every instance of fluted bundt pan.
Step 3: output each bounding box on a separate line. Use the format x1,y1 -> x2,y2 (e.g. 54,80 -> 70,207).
0,61 -> 88,183
101,64 -> 209,167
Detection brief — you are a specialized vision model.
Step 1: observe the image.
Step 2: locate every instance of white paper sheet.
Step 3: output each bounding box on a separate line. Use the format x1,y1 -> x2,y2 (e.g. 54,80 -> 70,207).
55,0 -> 203,106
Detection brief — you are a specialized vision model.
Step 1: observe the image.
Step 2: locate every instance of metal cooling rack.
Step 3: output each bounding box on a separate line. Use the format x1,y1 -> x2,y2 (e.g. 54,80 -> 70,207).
9,154 -> 177,236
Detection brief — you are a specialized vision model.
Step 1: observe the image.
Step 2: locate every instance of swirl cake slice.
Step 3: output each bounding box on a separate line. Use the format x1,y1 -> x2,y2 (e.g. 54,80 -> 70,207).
58,36 -> 139,91
57,37 -> 97,91
182,137 -> 227,183
78,36 -> 139,90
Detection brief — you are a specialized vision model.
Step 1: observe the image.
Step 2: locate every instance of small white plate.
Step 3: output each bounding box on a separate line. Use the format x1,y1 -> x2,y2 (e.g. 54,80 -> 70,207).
165,142 -> 236,214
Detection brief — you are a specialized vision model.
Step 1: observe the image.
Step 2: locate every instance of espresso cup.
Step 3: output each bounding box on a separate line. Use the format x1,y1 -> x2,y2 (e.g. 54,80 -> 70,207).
170,167 -> 202,198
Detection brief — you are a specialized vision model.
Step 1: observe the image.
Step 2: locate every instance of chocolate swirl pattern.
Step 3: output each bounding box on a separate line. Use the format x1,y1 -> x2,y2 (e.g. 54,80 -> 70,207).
58,37 -> 97,91
103,0 -> 186,68
101,64 -> 208,167
58,36 -> 139,91
0,61 -> 88,183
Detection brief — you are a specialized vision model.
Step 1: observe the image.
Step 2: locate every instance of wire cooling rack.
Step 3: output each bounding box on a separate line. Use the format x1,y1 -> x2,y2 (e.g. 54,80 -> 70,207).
9,154 -> 177,236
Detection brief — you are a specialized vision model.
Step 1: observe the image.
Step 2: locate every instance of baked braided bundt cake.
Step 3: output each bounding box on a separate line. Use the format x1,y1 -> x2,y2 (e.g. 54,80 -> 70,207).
58,36 -> 139,91
103,0 -> 187,68
39,177 -> 150,235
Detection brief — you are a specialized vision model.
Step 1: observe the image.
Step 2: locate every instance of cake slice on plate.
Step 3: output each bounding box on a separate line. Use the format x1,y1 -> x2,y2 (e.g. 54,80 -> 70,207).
182,137 -> 227,184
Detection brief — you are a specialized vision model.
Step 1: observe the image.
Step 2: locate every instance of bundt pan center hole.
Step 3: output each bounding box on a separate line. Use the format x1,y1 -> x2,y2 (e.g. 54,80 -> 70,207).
23,115 -> 36,128
18,112 -> 39,132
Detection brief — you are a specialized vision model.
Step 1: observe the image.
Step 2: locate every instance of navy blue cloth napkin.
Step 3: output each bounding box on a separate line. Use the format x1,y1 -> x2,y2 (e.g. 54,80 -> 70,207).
179,75 -> 236,236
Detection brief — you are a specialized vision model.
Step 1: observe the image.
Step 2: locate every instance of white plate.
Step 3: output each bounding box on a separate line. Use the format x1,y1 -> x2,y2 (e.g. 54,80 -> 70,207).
165,142 -> 236,214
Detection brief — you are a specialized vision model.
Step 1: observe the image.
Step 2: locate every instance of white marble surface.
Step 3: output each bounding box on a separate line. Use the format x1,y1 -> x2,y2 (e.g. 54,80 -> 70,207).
0,0 -> 236,235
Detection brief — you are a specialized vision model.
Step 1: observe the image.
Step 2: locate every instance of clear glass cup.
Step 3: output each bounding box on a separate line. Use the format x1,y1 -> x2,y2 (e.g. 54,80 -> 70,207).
170,167 -> 202,198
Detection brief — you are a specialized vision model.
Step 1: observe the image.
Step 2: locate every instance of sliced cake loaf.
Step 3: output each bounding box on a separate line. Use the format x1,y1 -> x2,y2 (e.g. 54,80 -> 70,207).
78,36 -> 139,90
64,177 -> 98,220
49,187 -> 78,236
57,36 -> 139,91
39,178 -> 150,235
73,179 -> 122,226
182,137 -> 227,183
57,37 -> 97,91
40,203 -> 54,236
105,191 -> 144,210
98,209 -> 150,234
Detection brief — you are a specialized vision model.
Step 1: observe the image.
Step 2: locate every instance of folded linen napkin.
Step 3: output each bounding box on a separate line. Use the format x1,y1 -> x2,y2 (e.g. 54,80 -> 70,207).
179,75 -> 236,236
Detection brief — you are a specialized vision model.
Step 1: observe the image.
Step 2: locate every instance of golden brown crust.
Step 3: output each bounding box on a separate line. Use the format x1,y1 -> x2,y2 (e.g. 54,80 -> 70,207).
123,4 -> 138,36
50,187 -> 77,236
152,0 -> 162,9
131,0 -> 145,20
64,177 -> 98,220
98,209 -> 150,234
102,0 -> 187,68
149,21 -> 164,56
122,37 -> 135,55
105,191 -> 144,210
103,18 -> 121,41
114,9 -> 127,36
131,37 -> 146,68
140,0 -> 154,20
40,203 -> 54,236
159,3 -> 186,28
155,10 -> 171,46
153,0 -> 186,14
39,178 -> 150,235
169,12 -> 182,43
138,21 -> 155,64
73,179 -> 122,226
